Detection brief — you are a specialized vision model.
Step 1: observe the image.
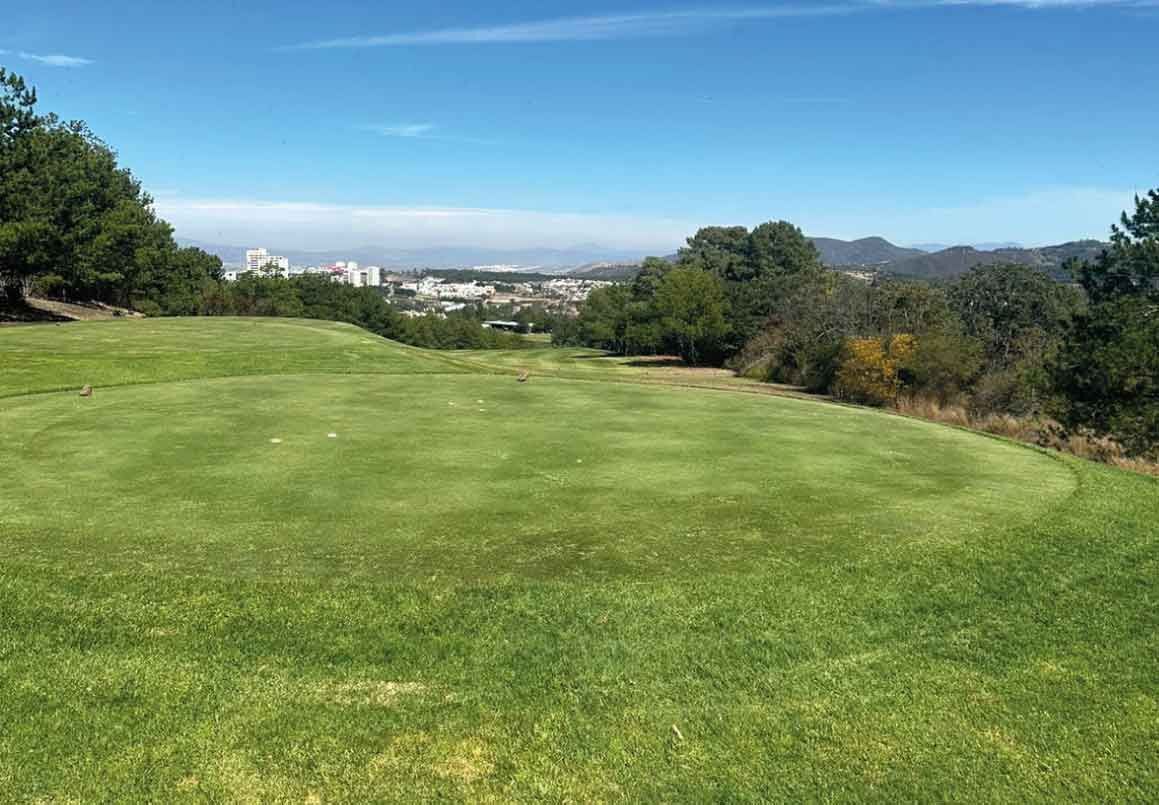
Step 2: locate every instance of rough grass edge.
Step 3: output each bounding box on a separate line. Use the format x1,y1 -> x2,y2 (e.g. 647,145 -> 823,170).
893,394 -> 1159,478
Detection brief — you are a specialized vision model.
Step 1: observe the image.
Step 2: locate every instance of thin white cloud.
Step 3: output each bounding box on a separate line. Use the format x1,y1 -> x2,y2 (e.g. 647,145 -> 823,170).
153,197 -> 694,252
1,50 -> 94,67
927,1 -> 1158,7
358,123 -> 498,146
284,7 -> 854,50
154,186 -> 1133,254
284,2 -> 1152,49
370,123 -> 437,138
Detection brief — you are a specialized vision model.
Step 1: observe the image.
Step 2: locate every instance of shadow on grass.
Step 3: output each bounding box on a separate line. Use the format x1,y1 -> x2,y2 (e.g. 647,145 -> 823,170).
624,358 -> 687,368
567,354 -> 690,369
0,302 -> 70,325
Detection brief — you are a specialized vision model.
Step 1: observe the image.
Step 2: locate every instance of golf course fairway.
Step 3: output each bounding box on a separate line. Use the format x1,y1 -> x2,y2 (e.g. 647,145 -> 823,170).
1,318 -> 1156,801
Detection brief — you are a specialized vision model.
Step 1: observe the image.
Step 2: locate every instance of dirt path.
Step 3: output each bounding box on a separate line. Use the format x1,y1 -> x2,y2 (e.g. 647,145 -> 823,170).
0,298 -> 143,325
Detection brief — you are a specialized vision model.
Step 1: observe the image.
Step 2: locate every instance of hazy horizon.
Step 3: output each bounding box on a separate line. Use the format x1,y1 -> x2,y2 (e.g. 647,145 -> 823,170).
8,1 -> 1157,252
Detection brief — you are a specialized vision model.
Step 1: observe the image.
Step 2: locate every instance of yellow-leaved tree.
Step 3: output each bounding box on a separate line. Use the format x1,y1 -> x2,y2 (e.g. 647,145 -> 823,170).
834,334 -> 916,405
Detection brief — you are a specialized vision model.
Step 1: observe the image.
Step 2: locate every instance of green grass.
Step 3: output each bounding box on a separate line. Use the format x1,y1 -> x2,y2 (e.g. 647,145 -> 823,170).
450,346 -> 774,389
0,317 -> 468,398
1,318 -> 1156,802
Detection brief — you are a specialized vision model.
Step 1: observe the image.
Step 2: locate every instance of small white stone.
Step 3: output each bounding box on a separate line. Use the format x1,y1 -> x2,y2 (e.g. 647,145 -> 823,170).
269,438 -> 282,444
327,433 -> 338,439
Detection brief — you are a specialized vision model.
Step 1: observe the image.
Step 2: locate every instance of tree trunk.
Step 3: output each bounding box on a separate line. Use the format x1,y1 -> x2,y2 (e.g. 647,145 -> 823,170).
1,275 -> 25,305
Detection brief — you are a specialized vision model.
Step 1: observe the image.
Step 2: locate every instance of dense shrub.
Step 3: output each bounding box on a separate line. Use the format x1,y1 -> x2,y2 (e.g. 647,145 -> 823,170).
834,335 -> 915,405
1058,296 -> 1159,456
904,326 -> 981,404
564,209 -> 1158,453
572,224 -> 819,362
1058,193 -> 1159,455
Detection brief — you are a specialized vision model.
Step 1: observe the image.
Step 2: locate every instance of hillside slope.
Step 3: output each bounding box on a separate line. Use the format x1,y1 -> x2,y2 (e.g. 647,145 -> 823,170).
0,317 -> 467,398
565,238 -> 1108,283
883,239 -> 1107,280
810,236 -> 926,266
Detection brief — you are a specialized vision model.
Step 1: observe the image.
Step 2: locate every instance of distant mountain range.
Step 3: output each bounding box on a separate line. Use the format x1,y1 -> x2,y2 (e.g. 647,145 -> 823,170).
178,235 -> 1109,284
809,237 -> 926,266
811,236 -> 1108,281
569,262 -> 648,280
175,239 -> 649,273
910,241 -> 1023,254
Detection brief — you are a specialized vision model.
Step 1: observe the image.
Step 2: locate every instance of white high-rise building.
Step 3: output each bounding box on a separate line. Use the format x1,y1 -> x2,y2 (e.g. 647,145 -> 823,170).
345,265 -> 381,288
245,248 -> 290,277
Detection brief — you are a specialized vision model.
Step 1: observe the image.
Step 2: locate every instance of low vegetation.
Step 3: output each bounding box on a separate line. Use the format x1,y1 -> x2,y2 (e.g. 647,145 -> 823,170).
892,396 -> 1159,477
568,200 -> 1159,460
1,317 -> 1157,800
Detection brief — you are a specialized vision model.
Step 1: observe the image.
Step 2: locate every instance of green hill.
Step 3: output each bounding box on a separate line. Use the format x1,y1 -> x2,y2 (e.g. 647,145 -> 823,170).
1,318 -> 1155,801
0,317 -> 468,399
881,240 -> 1108,281
810,235 -> 926,266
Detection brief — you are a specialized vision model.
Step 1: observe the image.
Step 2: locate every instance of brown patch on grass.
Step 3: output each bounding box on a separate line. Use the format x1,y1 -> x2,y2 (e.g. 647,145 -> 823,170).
209,753 -> 267,802
367,734 -> 494,790
175,775 -> 199,791
1036,660 -> 1070,678
313,680 -> 426,707
433,738 -> 494,784
978,726 -> 1031,764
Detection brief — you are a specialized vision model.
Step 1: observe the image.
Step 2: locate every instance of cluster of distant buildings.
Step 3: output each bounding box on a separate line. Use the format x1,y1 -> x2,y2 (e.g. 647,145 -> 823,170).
220,247 -> 611,317
223,249 -> 383,288
399,276 -> 492,300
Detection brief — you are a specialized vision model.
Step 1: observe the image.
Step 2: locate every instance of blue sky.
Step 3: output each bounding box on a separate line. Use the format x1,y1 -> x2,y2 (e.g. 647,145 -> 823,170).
4,1 -> 1158,253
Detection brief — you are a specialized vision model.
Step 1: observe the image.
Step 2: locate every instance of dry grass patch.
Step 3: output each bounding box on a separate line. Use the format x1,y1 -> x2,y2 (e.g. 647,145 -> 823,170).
311,680 -> 427,707
433,738 -> 495,784
894,394 -> 1159,476
366,733 -> 494,790
175,775 -> 199,792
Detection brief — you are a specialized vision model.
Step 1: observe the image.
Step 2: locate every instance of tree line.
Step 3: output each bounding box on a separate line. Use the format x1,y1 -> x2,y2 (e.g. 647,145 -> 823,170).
202,274 -> 531,349
0,68 -> 526,351
0,68 -> 222,310
3,66 -> 1155,451
564,208 -> 1158,456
